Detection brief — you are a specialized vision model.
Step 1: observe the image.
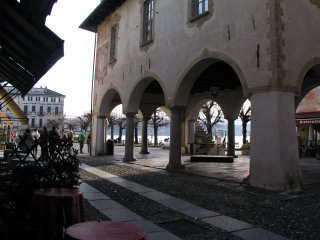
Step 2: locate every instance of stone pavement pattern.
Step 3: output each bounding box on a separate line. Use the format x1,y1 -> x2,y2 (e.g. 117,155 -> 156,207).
80,163 -> 289,240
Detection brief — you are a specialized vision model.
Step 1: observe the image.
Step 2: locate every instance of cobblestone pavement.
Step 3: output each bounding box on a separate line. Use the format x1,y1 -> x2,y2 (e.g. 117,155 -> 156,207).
78,146 -> 320,240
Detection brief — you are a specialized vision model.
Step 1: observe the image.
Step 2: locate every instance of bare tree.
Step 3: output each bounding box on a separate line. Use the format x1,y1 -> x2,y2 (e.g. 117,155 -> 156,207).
64,117 -> 79,131
77,112 -> 92,132
114,113 -> 126,143
149,108 -> 170,145
197,101 -> 224,137
239,105 -> 251,144
107,113 -> 116,139
47,115 -> 65,131
134,115 -> 140,144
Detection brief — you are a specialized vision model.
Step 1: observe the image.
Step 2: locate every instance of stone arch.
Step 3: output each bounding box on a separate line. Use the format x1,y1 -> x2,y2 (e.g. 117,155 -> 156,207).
98,87 -> 123,117
126,72 -> 167,114
187,97 -> 224,122
172,52 -> 249,107
296,58 -> 320,107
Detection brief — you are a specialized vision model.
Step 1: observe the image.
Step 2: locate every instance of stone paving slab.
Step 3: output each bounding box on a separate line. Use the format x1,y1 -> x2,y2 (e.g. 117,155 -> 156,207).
82,192 -> 111,200
146,231 -> 183,240
79,182 -> 101,193
88,199 -> 123,210
139,191 -> 176,202
201,215 -> 255,232
129,185 -> 157,193
100,207 -> 145,222
233,228 -> 290,240
182,208 -> 220,219
128,220 -> 167,233
79,181 -> 183,240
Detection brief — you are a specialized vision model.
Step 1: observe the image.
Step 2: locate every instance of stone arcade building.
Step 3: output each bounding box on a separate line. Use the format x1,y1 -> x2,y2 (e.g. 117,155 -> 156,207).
80,0 -> 320,192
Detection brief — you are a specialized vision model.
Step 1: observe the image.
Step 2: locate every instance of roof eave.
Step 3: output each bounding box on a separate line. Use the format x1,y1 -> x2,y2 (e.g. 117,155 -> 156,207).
79,0 -> 127,33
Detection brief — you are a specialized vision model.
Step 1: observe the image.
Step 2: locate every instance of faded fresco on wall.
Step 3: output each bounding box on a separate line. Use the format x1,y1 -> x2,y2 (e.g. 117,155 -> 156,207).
297,86 -> 320,113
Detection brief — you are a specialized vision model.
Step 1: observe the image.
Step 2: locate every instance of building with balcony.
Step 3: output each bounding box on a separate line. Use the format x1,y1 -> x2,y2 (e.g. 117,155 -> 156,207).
1,86 -> 65,130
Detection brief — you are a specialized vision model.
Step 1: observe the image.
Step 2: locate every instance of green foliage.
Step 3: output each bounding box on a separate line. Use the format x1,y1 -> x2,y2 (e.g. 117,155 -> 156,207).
241,143 -> 250,150
0,139 -> 81,239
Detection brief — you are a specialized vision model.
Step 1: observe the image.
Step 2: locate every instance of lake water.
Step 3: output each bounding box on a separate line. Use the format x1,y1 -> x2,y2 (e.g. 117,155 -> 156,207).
107,135 -> 250,148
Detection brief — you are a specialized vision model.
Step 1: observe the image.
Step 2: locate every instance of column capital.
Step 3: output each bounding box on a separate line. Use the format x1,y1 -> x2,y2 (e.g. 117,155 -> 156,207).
170,106 -> 185,113
97,116 -> 107,120
225,116 -> 237,121
125,112 -> 137,118
143,116 -> 151,121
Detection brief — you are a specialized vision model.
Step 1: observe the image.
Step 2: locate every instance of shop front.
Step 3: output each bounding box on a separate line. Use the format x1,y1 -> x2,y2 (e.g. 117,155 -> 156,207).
296,112 -> 320,157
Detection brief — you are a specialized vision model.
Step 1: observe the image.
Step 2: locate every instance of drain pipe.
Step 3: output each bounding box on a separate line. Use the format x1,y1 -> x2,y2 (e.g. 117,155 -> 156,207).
90,33 -> 97,155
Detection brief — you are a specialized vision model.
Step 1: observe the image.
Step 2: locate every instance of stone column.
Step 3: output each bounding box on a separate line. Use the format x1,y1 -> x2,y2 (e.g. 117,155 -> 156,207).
96,116 -> 106,155
308,125 -> 313,147
140,117 -> 150,154
188,120 -> 195,155
123,113 -> 136,162
166,107 -> 185,170
226,117 -> 236,157
250,91 -> 301,192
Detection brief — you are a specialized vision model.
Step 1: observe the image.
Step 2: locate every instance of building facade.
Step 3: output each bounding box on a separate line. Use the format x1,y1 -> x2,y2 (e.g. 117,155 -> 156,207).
81,0 -> 320,191
1,86 -> 65,130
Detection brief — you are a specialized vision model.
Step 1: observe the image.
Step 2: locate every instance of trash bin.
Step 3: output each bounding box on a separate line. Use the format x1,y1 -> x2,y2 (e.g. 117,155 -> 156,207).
106,139 -> 114,155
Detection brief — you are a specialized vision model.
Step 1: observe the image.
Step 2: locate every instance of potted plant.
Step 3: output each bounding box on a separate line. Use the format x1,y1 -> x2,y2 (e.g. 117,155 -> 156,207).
241,143 -> 250,155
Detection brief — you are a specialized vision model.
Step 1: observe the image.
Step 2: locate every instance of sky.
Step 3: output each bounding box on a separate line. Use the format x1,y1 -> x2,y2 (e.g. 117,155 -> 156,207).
36,0 -> 100,117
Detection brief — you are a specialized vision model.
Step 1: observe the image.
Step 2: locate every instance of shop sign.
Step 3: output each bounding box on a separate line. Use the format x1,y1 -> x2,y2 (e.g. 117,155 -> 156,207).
296,119 -> 320,125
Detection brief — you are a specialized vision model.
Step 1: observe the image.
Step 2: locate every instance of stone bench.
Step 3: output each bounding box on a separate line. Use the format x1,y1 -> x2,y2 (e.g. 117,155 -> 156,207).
190,155 -> 234,163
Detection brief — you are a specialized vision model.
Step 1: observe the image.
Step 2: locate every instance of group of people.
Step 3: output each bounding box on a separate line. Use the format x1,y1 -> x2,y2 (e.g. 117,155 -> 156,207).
17,127 -> 91,157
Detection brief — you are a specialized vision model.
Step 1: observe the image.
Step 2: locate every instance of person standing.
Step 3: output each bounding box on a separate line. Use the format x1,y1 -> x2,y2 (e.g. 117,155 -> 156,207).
39,127 -> 49,160
48,126 -> 60,157
78,130 -> 86,153
32,128 -> 40,156
21,128 -> 34,153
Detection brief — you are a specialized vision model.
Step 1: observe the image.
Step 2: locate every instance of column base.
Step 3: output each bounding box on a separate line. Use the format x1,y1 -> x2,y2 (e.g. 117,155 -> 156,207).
123,156 -> 136,163
166,163 -> 185,170
139,151 -> 150,154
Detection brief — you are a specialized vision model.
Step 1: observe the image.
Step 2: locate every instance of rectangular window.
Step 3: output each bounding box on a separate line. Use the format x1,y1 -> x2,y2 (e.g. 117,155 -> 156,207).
24,105 -> 28,114
40,106 -> 43,115
31,118 -> 35,127
46,97 -> 48,102
191,0 -> 209,19
142,0 -> 154,44
58,98 -> 61,102
32,106 -> 36,112
110,25 -> 117,62
47,106 -> 51,113
55,107 -> 59,115
39,118 -> 43,128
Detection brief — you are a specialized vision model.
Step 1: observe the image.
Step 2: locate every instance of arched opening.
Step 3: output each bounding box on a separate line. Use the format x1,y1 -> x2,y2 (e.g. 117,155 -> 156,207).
169,57 -> 246,170
124,78 -> 166,160
93,89 -> 123,156
295,63 -> 320,185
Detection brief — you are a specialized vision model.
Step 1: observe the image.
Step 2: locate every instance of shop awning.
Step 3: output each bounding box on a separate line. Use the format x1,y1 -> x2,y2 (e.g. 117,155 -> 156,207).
0,86 -> 28,125
0,112 -> 13,127
296,112 -> 320,125
0,0 -> 64,96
